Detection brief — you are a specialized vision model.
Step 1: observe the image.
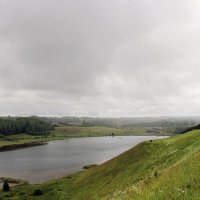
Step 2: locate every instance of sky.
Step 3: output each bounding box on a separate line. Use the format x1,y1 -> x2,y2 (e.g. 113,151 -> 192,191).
0,0 -> 200,117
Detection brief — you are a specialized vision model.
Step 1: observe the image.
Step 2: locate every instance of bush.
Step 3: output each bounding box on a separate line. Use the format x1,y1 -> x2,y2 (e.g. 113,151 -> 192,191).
2,182 -> 10,192
154,171 -> 159,178
33,189 -> 43,196
83,164 -> 98,169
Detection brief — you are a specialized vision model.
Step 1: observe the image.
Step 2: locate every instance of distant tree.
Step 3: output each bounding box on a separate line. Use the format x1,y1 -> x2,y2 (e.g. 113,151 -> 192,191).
2,181 -> 10,192
0,117 -> 53,136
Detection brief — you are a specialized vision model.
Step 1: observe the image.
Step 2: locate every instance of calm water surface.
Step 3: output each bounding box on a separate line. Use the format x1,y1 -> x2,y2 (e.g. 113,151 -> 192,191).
0,136 -> 167,183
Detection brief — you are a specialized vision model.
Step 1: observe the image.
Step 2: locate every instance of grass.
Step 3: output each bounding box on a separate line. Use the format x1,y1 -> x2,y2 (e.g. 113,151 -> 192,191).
0,130 -> 200,199
0,125 -> 170,149
52,125 -> 170,137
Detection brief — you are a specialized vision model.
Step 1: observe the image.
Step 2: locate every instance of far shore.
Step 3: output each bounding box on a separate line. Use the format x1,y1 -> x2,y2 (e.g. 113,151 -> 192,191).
0,125 -> 172,152
0,141 -> 47,152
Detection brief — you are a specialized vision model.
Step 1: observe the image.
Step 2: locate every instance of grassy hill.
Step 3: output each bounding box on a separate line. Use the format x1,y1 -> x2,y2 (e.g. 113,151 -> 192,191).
1,130 -> 200,199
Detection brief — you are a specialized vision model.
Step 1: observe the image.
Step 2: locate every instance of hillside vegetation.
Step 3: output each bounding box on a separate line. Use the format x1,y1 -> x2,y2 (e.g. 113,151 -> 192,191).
1,129 -> 200,199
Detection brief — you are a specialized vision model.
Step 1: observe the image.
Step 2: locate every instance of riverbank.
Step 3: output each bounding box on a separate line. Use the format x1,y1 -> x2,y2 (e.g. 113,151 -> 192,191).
0,125 -> 172,151
0,134 -> 67,152
0,177 -> 28,188
0,141 -> 47,152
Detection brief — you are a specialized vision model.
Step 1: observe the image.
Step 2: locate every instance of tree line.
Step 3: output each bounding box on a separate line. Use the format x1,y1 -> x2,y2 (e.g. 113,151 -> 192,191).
181,123 -> 200,134
0,117 -> 53,136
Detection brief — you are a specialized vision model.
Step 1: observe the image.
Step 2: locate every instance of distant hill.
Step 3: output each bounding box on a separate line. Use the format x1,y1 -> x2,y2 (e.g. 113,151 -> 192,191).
41,116 -> 200,134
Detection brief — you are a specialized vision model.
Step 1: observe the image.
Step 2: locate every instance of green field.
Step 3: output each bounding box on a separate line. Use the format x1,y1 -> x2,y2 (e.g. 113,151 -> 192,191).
0,125 -> 170,149
0,129 -> 200,199
53,125 -> 170,137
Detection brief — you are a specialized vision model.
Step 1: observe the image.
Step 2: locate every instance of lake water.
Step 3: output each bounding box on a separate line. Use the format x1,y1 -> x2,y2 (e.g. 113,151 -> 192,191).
0,136 -> 167,183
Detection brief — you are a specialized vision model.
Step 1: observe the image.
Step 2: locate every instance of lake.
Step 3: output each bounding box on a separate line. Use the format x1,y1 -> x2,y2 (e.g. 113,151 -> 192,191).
0,136 -> 167,183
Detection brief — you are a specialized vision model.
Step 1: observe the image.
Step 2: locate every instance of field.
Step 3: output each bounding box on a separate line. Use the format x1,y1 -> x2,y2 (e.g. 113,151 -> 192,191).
52,125 -> 170,137
0,129 -> 200,199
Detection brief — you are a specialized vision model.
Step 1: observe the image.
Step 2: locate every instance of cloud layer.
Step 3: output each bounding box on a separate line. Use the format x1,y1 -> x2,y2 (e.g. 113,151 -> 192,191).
0,0 -> 200,117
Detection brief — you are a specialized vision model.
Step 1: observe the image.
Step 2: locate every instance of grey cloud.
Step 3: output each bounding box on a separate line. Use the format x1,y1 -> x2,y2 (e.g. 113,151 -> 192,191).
0,0 -> 200,116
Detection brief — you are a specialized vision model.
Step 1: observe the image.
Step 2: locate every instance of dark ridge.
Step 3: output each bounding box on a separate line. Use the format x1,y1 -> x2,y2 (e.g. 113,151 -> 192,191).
181,123 -> 200,134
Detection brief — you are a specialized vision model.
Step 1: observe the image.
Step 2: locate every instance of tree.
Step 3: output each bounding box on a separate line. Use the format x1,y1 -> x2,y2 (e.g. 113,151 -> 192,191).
2,181 -> 10,192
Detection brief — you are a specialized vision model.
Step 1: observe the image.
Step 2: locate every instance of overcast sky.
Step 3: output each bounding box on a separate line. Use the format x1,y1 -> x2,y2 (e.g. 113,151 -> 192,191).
0,0 -> 200,117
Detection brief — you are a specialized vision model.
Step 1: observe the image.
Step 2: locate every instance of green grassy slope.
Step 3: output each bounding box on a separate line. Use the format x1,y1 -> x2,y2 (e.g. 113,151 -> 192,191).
1,130 -> 200,200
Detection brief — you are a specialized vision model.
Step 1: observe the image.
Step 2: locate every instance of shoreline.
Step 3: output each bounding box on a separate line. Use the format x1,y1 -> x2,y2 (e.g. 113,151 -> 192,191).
0,133 -> 171,152
0,141 -> 47,152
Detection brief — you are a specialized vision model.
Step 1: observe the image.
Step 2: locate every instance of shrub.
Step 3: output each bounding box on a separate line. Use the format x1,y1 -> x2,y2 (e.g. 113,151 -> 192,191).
2,181 -> 10,192
33,189 -> 43,196
67,175 -> 72,179
83,164 -> 98,169
154,171 -> 159,178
